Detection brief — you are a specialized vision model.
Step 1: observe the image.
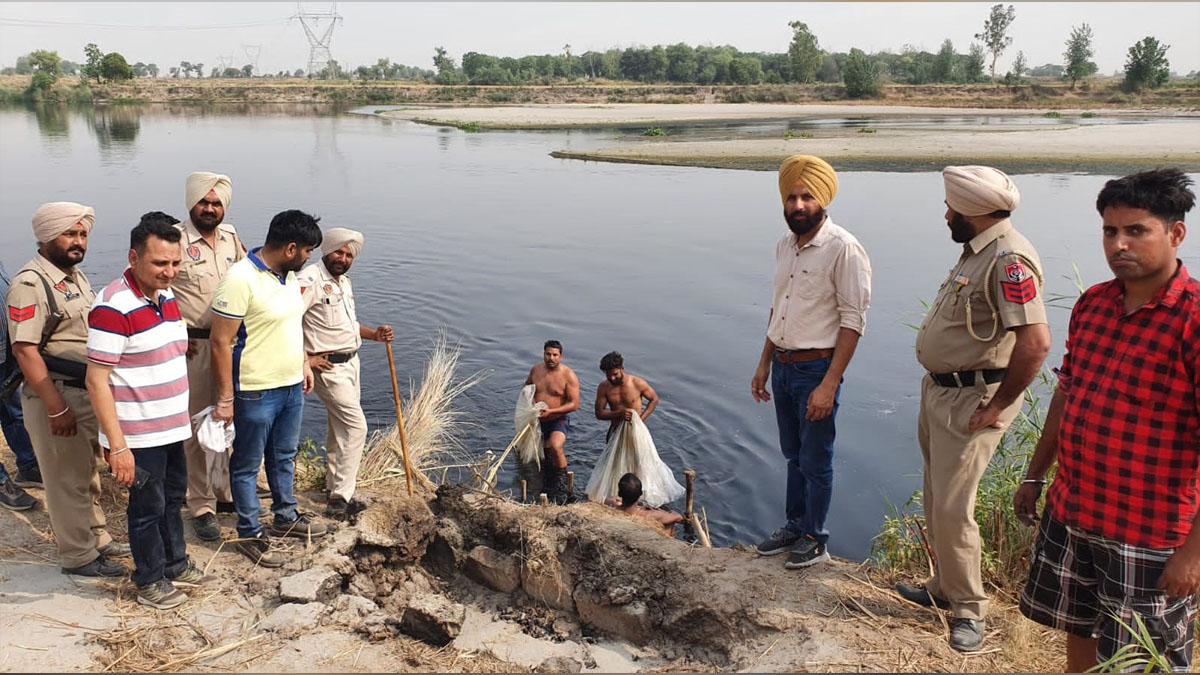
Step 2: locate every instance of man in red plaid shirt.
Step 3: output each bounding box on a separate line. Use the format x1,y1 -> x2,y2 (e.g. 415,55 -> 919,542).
1016,168 -> 1198,672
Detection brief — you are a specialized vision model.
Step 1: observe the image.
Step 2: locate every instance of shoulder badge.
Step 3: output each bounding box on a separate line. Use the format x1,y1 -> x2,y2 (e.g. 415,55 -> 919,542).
1001,261 -> 1037,304
8,305 -> 34,322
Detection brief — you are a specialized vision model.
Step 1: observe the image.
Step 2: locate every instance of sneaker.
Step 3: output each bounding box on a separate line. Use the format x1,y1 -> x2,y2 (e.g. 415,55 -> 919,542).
950,618 -> 986,652
784,536 -> 831,569
137,579 -> 188,610
754,528 -> 801,556
192,512 -> 221,541
234,532 -> 286,568
97,540 -> 131,558
168,561 -> 214,588
14,465 -> 43,489
268,512 -> 328,539
0,479 -> 37,511
894,583 -> 951,610
62,556 -> 127,578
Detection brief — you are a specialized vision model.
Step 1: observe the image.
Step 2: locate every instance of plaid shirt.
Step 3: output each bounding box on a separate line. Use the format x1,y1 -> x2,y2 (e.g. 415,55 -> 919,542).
1047,262 -> 1200,548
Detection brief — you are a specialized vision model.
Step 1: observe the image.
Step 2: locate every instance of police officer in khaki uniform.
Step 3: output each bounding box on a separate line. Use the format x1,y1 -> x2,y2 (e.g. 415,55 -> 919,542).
173,172 -> 246,541
6,202 -> 127,577
894,166 -> 1051,652
297,228 -> 392,518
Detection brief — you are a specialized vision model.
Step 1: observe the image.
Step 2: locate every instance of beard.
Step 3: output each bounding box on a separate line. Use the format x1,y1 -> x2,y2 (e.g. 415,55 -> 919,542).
786,206 -> 825,237
948,211 -> 975,243
44,243 -> 85,268
323,254 -> 350,277
281,251 -> 308,273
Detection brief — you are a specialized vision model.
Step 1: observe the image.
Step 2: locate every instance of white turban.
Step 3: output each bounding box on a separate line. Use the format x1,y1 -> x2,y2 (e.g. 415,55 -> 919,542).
185,171 -> 232,212
943,165 -> 1020,217
32,202 -> 94,244
321,227 -> 364,256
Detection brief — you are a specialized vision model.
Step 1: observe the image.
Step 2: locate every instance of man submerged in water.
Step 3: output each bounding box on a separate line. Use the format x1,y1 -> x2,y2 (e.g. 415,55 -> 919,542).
604,473 -> 684,537
594,351 -> 659,442
524,340 -> 579,504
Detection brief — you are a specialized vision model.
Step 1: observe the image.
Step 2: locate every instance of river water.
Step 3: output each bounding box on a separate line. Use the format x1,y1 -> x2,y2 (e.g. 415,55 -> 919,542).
2,104 -> 1196,559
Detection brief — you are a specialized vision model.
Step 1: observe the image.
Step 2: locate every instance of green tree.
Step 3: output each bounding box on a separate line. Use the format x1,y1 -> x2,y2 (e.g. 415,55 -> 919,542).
99,52 -> 134,82
193,62 -> 204,78
1062,24 -> 1097,89
432,46 -> 460,84
647,45 -> 669,82
83,43 -> 104,83
729,55 -> 763,84
974,3 -> 1016,79
28,50 -> 62,77
665,43 -> 697,82
1123,36 -> 1170,91
147,63 -> 158,77
61,60 -> 79,76
14,55 -> 32,75
965,43 -> 987,82
787,21 -> 822,83
1008,50 -> 1027,82
817,53 -> 840,82
179,61 -> 192,78
241,64 -> 253,78
131,61 -> 147,77
169,66 -> 180,78
842,48 -> 879,98
932,39 -> 956,82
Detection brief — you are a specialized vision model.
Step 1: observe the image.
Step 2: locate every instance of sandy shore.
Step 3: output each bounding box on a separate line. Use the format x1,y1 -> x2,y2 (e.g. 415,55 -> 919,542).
380,104 -> 1200,171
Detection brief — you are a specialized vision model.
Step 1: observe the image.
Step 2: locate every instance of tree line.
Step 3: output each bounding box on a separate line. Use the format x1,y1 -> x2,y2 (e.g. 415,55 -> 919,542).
2,5 -> 1188,101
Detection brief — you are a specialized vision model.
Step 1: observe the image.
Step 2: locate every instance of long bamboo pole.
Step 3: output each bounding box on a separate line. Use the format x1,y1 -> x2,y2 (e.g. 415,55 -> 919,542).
385,342 -> 415,496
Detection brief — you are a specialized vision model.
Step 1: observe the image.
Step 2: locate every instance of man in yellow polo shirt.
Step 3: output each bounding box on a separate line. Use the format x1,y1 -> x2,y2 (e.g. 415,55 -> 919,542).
210,210 -> 324,568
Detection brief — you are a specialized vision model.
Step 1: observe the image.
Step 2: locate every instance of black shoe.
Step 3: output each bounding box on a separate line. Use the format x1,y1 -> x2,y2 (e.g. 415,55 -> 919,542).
234,532 -> 285,568
784,535 -> 830,569
63,556 -> 127,578
324,497 -> 348,519
216,500 -> 237,513
950,618 -> 985,652
14,465 -> 42,489
268,512 -> 328,539
894,583 -> 951,610
193,512 -> 221,541
754,528 -> 801,556
97,540 -> 131,558
0,479 -> 37,511
257,486 -> 271,499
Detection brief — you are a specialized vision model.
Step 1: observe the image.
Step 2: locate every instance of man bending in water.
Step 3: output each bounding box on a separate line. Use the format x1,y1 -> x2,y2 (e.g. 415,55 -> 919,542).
605,473 -> 684,537
594,351 -> 659,442
524,340 -> 579,504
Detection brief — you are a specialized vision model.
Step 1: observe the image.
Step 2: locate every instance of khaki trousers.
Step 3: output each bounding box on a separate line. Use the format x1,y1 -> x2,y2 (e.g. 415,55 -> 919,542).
313,355 -> 367,501
22,382 -> 113,569
917,373 -> 1022,621
184,339 -> 232,516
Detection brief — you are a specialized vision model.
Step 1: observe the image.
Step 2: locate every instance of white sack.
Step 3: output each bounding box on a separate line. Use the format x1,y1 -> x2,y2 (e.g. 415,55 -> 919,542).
585,414 -> 685,507
192,406 -> 235,498
513,384 -> 547,468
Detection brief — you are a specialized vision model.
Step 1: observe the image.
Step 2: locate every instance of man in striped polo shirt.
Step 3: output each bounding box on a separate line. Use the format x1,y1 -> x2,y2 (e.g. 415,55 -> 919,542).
86,213 -> 209,609
210,209 -> 324,568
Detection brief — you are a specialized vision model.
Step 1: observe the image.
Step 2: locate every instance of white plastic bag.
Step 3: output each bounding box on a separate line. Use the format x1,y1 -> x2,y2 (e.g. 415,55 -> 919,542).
191,406 -> 235,493
585,414 -> 685,507
512,384 -> 547,496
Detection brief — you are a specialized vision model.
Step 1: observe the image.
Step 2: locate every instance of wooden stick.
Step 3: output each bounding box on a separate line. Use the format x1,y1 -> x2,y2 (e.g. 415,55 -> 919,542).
683,469 -> 696,520
566,471 -> 574,497
689,513 -> 712,548
539,493 -> 549,506
481,423 -> 532,492
385,342 -> 415,496
520,479 -> 527,503
700,505 -> 713,545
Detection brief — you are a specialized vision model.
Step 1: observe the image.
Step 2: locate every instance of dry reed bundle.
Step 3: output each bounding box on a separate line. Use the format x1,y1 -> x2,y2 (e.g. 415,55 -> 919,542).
358,332 -> 487,491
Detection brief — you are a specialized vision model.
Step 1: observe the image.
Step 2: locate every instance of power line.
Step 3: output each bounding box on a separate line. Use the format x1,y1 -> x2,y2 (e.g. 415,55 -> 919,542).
0,17 -> 291,31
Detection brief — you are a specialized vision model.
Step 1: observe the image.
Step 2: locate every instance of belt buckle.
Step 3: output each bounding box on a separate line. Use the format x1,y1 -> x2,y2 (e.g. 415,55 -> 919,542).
951,372 -> 964,387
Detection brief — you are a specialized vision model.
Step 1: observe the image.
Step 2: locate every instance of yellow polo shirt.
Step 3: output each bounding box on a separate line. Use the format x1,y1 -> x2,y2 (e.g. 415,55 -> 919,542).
211,248 -> 305,392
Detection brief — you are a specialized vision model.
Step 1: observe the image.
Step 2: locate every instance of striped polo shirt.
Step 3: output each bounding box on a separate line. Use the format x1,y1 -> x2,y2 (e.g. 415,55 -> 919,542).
86,269 -> 191,449
211,248 -> 305,392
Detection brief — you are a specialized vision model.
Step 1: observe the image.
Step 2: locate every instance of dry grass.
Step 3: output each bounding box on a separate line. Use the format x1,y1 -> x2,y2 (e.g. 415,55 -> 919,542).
358,332 -> 488,492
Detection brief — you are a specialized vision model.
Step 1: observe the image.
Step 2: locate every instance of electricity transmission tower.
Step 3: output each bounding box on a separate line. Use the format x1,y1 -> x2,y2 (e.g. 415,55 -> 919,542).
292,3 -> 342,76
242,44 -> 262,76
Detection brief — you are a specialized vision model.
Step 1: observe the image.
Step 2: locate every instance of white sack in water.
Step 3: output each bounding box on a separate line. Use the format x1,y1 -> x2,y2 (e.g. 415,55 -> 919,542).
514,384 -> 547,468
585,415 -> 685,507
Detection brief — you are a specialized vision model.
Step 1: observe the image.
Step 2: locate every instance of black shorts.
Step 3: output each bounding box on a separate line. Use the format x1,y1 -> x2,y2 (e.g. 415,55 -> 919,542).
1019,513 -> 1196,672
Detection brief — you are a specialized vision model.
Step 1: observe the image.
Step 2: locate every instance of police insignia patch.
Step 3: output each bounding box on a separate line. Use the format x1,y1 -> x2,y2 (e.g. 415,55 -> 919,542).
1005,262 -> 1028,283
186,245 -> 201,261
8,305 -> 34,322
323,283 -> 333,294
1001,261 -> 1037,304
53,280 -> 69,295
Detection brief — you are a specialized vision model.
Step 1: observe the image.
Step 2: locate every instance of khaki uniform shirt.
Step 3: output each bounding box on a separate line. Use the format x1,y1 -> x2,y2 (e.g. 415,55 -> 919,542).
5,252 -> 96,367
172,220 -> 244,330
915,220 -> 1048,373
768,217 -> 872,349
298,260 -> 361,355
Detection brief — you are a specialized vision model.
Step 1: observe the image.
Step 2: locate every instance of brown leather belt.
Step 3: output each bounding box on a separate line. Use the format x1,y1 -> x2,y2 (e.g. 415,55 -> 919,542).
774,348 -> 834,363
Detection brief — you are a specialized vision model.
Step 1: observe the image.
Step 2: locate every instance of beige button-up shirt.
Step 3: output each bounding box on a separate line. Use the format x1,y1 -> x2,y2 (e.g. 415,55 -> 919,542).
768,218 -> 872,350
172,220 -> 244,330
915,219 -> 1048,373
5,252 -> 96,364
298,260 -> 361,355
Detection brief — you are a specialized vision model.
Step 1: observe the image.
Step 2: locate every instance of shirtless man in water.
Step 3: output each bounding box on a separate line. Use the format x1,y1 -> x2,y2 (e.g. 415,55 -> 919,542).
604,473 -> 684,537
524,340 -> 579,503
594,351 -> 659,441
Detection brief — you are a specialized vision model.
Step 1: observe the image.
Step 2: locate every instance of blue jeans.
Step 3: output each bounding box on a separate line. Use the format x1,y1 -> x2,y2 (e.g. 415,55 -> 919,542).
0,386 -> 38,483
230,384 -> 303,538
128,441 -> 189,587
771,356 -> 840,546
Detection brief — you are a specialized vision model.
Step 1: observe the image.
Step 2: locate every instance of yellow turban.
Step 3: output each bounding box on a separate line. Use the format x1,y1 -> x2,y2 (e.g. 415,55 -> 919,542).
185,171 -> 233,212
32,202 -> 94,244
321,227 -> 364,256
943,165 -> 1020,216
778,155 -> 838,208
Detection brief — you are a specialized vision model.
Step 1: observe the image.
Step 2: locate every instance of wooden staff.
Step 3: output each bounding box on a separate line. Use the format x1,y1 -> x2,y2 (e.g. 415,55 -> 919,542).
684,469 -> 696,521
520,479 -> 527,503
566,471 -> 575,497
385,342 -> 415,496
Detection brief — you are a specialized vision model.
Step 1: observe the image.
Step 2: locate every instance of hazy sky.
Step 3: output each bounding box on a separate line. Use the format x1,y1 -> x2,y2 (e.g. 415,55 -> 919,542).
1,2 -> 1197,76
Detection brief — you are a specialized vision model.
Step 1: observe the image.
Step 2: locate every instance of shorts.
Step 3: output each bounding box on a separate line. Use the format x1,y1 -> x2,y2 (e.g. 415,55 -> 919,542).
1019,512 -> 1196,672
539,414 -> 570,439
